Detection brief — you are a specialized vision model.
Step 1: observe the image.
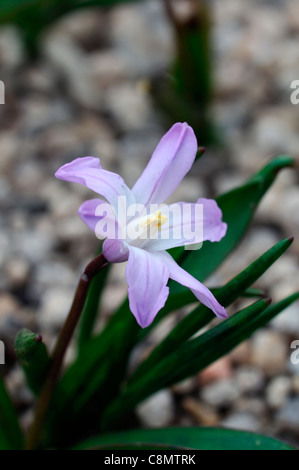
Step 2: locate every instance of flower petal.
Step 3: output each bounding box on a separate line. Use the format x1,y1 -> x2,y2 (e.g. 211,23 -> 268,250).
78,198 -> 106,232
55,157 -> 135,216
126,247 -> 169,328
78,198 -> 122,240
144,199 -> 227,251
197,198 -> 228,243
132,123 -> 198,206
103,238 -> 129,263
158,251 -> 227,319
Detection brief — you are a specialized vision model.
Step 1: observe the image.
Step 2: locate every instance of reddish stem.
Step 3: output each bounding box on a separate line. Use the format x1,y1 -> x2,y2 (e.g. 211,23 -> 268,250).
26,253 -> 108,450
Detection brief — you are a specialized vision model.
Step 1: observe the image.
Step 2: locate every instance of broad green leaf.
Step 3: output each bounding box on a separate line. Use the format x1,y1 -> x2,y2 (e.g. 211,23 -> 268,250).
130,237 -> 293,383
15,329 -> 49,395
0,375 -> 24,450
73,427 -> 294,451
102,294 -> 299,429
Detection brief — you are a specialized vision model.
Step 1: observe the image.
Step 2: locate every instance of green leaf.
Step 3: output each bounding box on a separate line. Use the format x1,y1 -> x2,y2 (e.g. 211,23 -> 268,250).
239,287 -> 265,298
0,375 -> 24,449
73,427 -> 294,451
15,329 -> 50,395
130,237 -> 293,383
102,294 -> 299,429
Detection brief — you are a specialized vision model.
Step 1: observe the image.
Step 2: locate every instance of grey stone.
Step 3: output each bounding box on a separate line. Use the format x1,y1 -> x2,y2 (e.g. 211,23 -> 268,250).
266,376 -> 292,409
201,378 -> 240,407
235,366 -> 265,394
136,390 -> 175,428
276,398 -> 299,433
221,411 -> 262,433
250,330 -> 288,376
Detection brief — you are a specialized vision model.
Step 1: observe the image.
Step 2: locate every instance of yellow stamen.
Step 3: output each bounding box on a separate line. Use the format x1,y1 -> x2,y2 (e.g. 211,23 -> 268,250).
140,210 -> 168,233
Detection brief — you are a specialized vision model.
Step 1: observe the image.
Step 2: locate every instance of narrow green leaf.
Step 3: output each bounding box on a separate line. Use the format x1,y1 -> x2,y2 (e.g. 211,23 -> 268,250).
73,427 -> 294,451
239,287 -> 265,298
15,329 -> 50,395
131,237 -> 293,383
102,294 -> 299,429
0,375 -> 24,450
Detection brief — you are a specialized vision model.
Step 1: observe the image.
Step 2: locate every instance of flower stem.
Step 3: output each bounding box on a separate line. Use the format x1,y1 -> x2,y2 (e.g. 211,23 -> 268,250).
25,253 -> 108,450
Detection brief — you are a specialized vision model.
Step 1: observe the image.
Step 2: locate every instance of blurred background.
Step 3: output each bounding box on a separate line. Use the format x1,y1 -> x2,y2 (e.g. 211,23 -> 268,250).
0,0 -> 298,445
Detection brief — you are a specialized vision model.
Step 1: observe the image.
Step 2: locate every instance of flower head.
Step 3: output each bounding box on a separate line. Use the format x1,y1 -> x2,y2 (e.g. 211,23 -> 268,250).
55,123 -> 227,328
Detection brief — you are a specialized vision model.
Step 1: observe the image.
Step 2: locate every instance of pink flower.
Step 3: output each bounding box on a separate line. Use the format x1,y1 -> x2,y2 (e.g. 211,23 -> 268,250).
55,123 -> 227,328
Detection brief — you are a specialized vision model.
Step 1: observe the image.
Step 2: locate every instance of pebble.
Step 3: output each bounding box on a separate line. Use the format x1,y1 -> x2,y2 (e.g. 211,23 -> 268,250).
39,287 -> 74,328
11,229 -> 53,265
110,0 -> 174,77
271,302 -> 299,336
198,357 -> 233,385
4,257 -> 30,287
276,398 -> 299,433
55,8 -> 105,44
0,26 -> 25,70
0,292 -> 20,321
182,397 -> 219,426
42,32 -> 100,109
250,330 -> 288,376
136,390 -> 175,428
229,342 -> 251,365
266,376 -> 292,409
221,411 -> 262,433
0,133 -> 18,171
103,82 -> 153,132
33,261 -> 76,289
200,378 -> 240,408
235,366 -> 265,394
5,367 -> 33,405
88,50 -> 130,89
234,398 -> 267,417
292,375 -> 299,394
172,377 -> 197,395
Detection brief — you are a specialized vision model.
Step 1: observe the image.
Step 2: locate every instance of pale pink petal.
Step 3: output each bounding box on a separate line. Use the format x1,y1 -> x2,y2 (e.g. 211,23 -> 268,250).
144,199 -> 227,251
126,247 -> 169,328
158,251 -> 227,319
55,157 -> 135,216
103,238 -> 129,263
132,123 -> 197,206
78,198 -> 122,240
